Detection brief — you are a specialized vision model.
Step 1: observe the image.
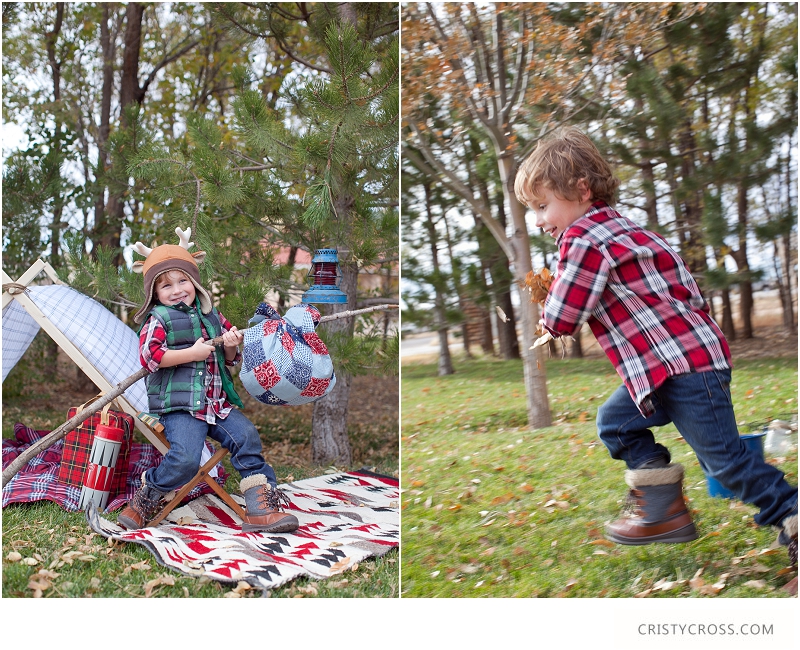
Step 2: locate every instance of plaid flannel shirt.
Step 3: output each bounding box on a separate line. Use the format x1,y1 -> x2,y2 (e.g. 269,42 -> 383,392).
542,201 -> 732,416
140,308 -> 242,424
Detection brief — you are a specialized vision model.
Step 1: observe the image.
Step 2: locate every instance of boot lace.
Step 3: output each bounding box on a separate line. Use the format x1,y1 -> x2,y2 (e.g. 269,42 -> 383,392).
132,485 -> 165,521
265,486 -> 292,512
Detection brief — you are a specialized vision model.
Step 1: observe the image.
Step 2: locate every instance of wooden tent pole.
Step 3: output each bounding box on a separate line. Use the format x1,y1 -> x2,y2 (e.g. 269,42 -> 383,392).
2,304 -> 397,488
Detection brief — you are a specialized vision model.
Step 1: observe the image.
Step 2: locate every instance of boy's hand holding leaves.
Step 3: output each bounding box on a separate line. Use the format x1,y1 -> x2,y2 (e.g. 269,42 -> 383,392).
520,268 -> 554,304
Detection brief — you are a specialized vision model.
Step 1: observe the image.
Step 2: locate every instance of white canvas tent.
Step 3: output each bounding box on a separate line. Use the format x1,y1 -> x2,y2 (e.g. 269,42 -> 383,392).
2,260 -> 168,454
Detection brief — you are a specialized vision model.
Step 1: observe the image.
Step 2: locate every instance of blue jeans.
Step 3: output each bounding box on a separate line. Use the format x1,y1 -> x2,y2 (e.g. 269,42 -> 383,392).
597,369 -> 797,527
145,409 -> 277,492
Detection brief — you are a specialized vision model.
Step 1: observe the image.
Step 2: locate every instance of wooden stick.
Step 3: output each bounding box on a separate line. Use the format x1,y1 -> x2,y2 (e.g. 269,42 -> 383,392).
2,367 -> 150,488
207,303 -> 399,345
1,304 -> 398,487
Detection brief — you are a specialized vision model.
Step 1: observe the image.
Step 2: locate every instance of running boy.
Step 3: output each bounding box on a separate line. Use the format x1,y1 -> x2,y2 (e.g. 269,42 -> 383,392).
514,127 -> 797,567
117,228 -> 298,533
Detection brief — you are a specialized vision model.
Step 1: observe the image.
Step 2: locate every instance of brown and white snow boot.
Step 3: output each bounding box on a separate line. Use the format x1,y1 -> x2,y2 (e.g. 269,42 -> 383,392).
240,474 -> 299,533
117,473 -> 167,530
778,513 -> 798,570
605,463 -> 699,545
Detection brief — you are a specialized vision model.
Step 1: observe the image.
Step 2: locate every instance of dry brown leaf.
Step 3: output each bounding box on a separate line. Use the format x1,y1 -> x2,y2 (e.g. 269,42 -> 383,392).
743,580 -> 767,589
27,579 -> 51,597
144,574 -> 175,598
589,539 -> 615,548
491,493 -> 515,506
521,268 -> 554,304
328,579 -> 349,588
329,557 -> 351,574
232,581 -> 252,596
130,560 -> 151,571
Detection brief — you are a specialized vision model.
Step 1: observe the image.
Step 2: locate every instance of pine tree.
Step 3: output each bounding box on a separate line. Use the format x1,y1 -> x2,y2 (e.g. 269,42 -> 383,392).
128,3 -> 399,465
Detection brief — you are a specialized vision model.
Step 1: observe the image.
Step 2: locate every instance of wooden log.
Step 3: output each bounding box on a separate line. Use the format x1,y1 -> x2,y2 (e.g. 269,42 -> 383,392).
1,304 -> 398,488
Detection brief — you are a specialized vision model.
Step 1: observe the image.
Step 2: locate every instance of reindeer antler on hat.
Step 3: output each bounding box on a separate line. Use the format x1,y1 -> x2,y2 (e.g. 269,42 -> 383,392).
132,227 -> 213,323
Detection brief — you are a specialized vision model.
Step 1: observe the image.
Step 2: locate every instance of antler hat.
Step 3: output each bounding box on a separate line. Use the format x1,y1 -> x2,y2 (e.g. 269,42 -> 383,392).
132,227 -> 213,323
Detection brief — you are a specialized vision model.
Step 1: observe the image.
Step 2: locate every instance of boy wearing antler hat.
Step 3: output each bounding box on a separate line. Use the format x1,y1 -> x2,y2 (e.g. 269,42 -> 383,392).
117,227 -> 298,533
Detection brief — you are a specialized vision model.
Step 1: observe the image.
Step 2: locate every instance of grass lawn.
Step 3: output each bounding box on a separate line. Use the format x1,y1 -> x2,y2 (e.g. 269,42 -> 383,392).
400,353 -> 797,598
2,345 -> 398,598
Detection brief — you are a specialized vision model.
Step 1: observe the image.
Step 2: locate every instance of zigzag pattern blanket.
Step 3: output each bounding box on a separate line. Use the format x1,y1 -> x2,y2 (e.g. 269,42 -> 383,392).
86,470 -> 399,590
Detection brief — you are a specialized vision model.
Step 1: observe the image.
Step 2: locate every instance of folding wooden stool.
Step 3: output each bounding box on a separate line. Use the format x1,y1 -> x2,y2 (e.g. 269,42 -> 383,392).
136,413 -> 246,527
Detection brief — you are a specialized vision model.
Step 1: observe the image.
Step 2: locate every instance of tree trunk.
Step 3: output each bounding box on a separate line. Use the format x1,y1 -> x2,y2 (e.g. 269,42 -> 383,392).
489,181 -> 520,360
571,328 -> 584,358
735,183 -> 754,339
494,289 -> 519,359
99,2 -> 146,264
422,183 -> 454,376
311,260 -> 357,466
44,3 -> 65,367
95,4 -> 115,234
634,96 -> 659,231
721,287 -> 736,341
497,153 -> 551,429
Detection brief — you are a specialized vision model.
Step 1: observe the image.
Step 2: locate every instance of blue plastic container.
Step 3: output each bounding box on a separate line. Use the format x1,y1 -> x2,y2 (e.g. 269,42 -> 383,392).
705,432 -> 766,499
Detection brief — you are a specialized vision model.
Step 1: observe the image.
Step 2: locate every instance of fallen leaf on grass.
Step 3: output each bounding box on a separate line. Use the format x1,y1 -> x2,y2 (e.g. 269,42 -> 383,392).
742,580 -> 768,589
491,493 -> 515,506
328,579 -> 349,588
222,581 -> 254,598
144,574 -> 175,598
329,557 -> 351,574
589,539 -> 615,548
128,560 -> 151,572
697,573 -> 729,595
28,578 -> 51,597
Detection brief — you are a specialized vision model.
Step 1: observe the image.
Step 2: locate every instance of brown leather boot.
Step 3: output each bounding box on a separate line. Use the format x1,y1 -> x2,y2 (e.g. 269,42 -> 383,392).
240,474 -> 299,533
605,463 -> 698,545
117,473 -> 167,530
778,514 -> 798,570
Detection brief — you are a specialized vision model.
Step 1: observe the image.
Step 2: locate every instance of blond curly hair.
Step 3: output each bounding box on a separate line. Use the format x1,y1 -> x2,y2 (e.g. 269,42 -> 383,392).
514,127 -> 619,207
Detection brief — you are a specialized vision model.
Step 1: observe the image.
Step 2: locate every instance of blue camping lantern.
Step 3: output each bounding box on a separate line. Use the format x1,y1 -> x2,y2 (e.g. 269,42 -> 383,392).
301,249 -> 348,304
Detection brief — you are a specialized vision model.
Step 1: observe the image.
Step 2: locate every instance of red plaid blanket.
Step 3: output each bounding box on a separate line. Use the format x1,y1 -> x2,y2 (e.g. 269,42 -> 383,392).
2,422 -> 229,513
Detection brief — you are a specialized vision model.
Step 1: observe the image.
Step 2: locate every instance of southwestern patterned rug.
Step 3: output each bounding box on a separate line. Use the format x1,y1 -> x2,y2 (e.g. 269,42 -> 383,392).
85,470 -> 399,590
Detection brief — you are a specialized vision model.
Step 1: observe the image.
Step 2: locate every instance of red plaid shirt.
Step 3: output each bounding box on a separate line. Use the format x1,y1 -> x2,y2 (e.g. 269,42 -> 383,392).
542,201 -> 732,416
139,308 -> 242,424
